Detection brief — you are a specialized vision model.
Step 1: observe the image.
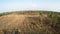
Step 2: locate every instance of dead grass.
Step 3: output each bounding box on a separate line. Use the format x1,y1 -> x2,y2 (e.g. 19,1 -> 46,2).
0,11 -> 60,34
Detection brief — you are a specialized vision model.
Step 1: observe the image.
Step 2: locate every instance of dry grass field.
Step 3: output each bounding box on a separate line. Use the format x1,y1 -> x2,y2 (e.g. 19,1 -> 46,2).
0,11 -> 60,34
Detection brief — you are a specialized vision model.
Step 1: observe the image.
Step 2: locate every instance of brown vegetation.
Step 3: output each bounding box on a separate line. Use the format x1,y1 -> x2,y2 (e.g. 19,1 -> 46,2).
0,11 -> 60,34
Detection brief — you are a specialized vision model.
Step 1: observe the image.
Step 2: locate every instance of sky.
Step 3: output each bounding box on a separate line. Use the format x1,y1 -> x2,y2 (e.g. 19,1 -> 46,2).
0,0 -> 60,13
